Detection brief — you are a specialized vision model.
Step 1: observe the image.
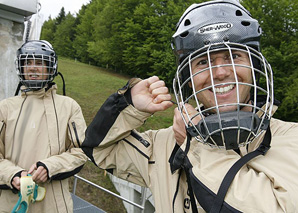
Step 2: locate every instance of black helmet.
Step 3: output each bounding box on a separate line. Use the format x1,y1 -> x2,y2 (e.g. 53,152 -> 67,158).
16,40 -> 58,90
172,0 -> 262,64
172,0 -> 274,150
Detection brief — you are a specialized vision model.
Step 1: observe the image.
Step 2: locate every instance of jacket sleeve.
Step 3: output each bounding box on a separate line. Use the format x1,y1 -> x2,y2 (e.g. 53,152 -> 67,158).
81,78 -> 154,187
0,103 -> 25,189
188,119 -> 298,212
39,100 -> 88,180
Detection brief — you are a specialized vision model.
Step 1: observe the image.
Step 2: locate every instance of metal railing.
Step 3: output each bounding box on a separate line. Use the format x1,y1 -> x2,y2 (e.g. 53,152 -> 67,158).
72,174 -> 149,212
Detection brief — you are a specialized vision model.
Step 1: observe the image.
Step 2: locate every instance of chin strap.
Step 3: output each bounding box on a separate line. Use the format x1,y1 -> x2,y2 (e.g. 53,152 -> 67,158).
11,175 -> 46,213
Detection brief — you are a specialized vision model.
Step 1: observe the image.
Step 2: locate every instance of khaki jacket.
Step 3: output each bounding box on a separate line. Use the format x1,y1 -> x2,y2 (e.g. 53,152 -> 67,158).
82,80 -> 298,213
0,84 -> 87,213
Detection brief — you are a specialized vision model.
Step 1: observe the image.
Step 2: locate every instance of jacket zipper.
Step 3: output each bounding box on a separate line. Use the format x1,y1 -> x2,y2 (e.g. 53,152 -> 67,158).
131,130 -> 150,148
72,122 -> 81,148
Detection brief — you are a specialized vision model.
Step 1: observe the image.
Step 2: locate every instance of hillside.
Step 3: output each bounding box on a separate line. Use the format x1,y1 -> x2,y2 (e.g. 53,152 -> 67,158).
55,58 -> 175,212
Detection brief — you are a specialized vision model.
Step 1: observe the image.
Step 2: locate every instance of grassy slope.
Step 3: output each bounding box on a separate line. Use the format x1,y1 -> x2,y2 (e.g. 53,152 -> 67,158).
56,58 -> 175,212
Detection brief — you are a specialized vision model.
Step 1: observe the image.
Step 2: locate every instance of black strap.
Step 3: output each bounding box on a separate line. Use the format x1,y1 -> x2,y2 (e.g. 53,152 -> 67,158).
14,82 -> 22,96
210,125 -> 272,213
170,132 -> 199,213
57,72 -> 66,96
183,133 -> 199,213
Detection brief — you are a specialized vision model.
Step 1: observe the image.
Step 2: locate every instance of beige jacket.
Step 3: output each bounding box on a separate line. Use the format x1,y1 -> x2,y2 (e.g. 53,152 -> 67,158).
82,81 -> 298,213
0,84 -> 87,213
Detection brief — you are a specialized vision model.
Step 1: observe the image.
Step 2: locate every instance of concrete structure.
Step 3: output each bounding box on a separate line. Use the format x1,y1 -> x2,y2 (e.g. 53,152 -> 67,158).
109,174 -> 155,213
0,0 -> 38,100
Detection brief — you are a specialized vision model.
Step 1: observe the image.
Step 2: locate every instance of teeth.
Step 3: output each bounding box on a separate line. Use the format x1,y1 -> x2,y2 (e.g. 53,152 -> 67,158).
214,85 -> 234,94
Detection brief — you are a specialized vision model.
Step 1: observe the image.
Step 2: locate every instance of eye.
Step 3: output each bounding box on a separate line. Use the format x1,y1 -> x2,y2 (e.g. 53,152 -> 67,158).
196,59 -> 209,67
24,60 -> 31,65
225,53 -> 241,63
232,54 -> 240,60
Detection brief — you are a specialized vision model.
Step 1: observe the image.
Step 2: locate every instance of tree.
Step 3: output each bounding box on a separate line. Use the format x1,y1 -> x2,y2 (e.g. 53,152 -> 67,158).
121,0 -> 200,85
56,7 -> 66,25
40,17 -> 56,44
73,0 -> 109,64
53,13 -> 77,58
242,0 -> 298,121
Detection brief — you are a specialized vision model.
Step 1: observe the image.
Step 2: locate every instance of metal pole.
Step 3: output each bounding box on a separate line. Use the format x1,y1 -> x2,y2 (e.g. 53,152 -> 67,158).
74,175 -> 145,210
140,187 -> 147,213
72,176 -> 78,195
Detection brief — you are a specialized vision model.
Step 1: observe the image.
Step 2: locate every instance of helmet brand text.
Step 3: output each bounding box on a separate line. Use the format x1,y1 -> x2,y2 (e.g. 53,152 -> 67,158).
24,47 -> 36,51
198,23 -> 233,34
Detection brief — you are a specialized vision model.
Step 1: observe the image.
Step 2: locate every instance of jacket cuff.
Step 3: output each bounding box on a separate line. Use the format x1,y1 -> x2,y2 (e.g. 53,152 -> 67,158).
37,161 -> 50,179
118,78 -> 142,106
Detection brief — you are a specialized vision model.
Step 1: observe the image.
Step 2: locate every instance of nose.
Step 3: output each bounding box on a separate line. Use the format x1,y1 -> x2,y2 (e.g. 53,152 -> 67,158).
212,57 -> 231,80
26,62 -> 37,71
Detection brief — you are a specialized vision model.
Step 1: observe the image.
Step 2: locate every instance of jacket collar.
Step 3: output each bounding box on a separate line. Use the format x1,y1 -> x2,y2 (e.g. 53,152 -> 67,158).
21,83 -> 57,98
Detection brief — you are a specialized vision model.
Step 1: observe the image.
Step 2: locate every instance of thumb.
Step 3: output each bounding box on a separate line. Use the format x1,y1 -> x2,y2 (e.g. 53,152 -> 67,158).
28,163 -> 37,174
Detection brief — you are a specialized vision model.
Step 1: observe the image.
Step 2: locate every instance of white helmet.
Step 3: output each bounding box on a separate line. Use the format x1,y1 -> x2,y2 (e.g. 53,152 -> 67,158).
172,0 -> 274,149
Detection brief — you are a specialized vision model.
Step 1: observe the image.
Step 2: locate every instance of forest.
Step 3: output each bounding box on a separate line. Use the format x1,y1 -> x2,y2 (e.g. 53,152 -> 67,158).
40,0 -> 298,122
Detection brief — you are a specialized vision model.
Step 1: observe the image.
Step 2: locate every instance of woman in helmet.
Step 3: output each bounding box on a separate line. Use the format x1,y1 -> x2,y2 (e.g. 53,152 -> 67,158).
0,40 -> 87,212
82,0 -> 298,212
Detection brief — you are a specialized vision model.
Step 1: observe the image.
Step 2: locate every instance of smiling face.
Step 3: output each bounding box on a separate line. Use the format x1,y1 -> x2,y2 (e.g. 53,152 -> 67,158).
190,49 -> 252,113
23,59 -> 48,81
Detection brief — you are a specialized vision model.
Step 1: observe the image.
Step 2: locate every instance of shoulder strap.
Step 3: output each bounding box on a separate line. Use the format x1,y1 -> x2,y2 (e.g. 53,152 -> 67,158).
184,133 -> 199,213
209,125 -> 272,213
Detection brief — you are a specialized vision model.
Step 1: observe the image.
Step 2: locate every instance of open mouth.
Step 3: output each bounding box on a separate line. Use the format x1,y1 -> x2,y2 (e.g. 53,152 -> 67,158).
212,84 -> 235,95
28,74 -> 41,79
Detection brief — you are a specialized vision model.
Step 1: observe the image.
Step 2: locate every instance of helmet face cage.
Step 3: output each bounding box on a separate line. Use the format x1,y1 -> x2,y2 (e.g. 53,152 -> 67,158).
15,40 -> 57,90
173,42 -> 274,149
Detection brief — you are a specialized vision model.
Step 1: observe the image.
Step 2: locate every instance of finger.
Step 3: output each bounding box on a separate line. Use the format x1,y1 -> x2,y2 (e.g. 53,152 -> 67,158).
33,167 -> 48,182
151,86 -> 169,98
183,103 -> 203,125
21,171 -> 28,177
146,76 -> 160,86
39,173 -> 48,183
32,167 -> 42,181
28,164 -> 37,174
153,94 -> 172,104
35,173 -> 47,183
12,177 -> 21,190
150,99 -> 174,112
149,79 -> 166,93
184,103 -> 197,112
173,107 -> 187,145
174,106 -> 181,117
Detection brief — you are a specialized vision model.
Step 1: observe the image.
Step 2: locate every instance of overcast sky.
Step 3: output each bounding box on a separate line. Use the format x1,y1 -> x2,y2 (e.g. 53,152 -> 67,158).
38,0 -> 90,21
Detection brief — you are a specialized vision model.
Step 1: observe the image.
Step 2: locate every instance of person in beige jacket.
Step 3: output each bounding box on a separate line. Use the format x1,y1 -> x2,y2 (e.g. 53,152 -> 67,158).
82,0 -> 298,212
0,40 -> 87,212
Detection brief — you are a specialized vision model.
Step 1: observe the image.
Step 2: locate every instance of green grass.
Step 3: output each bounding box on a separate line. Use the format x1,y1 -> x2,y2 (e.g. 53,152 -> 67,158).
55,57 -> 175,212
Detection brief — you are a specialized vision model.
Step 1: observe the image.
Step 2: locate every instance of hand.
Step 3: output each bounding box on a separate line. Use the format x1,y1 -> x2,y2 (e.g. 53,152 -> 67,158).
173,103 -> 202,146
12,171 -> 28,190
28,163 -> 48,183
131,76 -> 173,113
